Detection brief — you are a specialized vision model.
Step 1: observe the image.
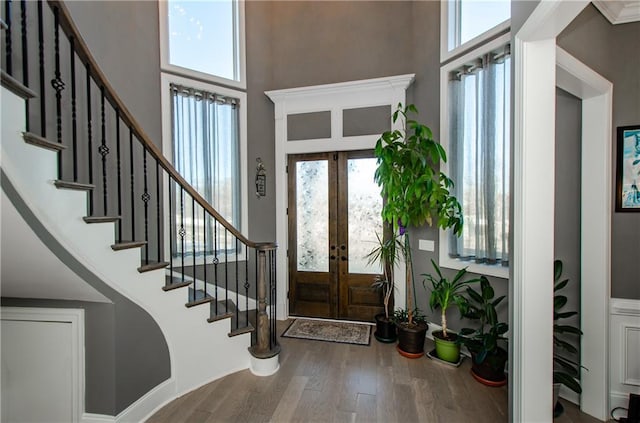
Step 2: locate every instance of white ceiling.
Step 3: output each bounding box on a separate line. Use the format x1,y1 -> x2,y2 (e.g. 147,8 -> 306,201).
592,0 -> 640,24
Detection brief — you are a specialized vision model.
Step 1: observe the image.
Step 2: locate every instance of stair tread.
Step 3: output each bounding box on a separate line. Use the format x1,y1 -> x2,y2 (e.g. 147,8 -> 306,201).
162,276 -> 192,292
207,299 -> 236,322
186,287 -> 214,307
23,132 -> 66,152
84,216 -> 120,224
137,261 -> 169,273
1,69 -> 36,99
111,241 -> 147,251
54,180 -> 95,191
229,323 -> 255,337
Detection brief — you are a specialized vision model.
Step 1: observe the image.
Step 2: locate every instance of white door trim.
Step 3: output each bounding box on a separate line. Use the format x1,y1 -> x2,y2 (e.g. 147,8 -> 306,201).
266,74 -> 415,319
556,46 -> 612,420
1,307 -> 85,423
513,1 -> 611,421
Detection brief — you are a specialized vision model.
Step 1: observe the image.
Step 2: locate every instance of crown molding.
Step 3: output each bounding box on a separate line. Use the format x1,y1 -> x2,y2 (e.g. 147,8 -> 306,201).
592,1 -> 640,25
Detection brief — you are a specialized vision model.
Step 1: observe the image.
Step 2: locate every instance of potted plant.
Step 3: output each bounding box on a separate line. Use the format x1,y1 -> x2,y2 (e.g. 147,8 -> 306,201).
392,307 -> 428,357
374,103 -> 463,357
458,276 -> 509,386
552,259 -> 585,416
424,259 -> 479,363
366,231 -> 402,343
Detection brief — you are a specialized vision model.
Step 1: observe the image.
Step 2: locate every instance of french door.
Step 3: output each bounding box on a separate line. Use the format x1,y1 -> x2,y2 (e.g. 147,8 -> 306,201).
287,150 -> 387,321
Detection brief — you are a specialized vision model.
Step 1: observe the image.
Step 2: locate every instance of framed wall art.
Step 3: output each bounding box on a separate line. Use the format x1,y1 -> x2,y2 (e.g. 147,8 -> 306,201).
616,125 -> 640,212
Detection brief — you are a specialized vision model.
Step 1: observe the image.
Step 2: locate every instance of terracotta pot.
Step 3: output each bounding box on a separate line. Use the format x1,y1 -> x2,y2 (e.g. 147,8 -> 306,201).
396,321 -> 428,358
374,313 -> 397,343
470,347 -> 508,387
432,330 -> 460,363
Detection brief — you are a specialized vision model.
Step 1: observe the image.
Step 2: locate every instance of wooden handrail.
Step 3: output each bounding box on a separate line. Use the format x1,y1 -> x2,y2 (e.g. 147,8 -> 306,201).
48,0 -> 275,251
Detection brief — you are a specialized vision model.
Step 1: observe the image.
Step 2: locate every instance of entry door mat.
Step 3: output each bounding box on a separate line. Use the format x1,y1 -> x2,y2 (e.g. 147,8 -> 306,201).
282,319 -> 372,346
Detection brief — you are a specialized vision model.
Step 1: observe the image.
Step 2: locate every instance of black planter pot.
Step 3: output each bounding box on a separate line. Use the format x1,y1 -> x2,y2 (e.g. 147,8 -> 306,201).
396,321 -> 428,358
374,313 -> 397,343
470,347 -> 508,387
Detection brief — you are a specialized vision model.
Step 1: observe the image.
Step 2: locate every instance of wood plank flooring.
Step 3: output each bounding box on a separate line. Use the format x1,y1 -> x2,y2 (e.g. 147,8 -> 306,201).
147,320 -> 603,423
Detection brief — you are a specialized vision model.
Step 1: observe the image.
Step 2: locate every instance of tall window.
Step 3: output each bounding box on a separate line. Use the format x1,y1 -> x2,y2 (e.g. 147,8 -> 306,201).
442,0 -> 510,61
170,84 -> 241,255
440,0 -> 510,278
160,0 -> 246,89
447,45 -> 510,266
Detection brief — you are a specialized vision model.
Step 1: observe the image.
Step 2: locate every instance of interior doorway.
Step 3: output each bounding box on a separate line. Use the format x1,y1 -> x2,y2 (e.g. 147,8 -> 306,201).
287,150 -> 385,321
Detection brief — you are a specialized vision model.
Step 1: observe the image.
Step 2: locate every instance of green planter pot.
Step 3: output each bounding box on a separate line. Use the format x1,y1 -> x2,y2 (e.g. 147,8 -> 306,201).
432,330 -> 460,363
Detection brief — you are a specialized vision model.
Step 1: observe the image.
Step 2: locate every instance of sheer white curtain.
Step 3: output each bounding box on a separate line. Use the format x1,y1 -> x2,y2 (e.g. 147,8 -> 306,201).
170,84 -> 240,255
448,47 -> 510,265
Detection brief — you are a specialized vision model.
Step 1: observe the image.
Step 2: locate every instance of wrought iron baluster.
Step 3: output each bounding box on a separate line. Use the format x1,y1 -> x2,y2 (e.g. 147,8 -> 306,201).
51,6 -> 65,178
99,87 -> 108,215
189,195 -> 195,294
142,147 -> 150,264
156,162 -> 160,262
70,37 -> 78,181
37,0 -> 45,137
168,176 -> 173,280
225,228 -> 228,304
245,244 -> 249,326
129,129 -> 135,241
115,109 -> 122,242
5,0 -> 12,76
235,237 -> 239,329
203,208 -> 207,298
85,63 -> 93,214
20,0 -> 28,130
213,220 -> 219,315
180,186 -> 185,281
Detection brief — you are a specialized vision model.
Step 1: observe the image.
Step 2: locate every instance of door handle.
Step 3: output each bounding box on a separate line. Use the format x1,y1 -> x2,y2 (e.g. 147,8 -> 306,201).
330,255 -> 337,260
341,256 -> 347,261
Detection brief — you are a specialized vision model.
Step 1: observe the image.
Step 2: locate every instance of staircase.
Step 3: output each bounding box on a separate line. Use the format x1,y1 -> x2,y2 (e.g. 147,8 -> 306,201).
1,0 -> 279,419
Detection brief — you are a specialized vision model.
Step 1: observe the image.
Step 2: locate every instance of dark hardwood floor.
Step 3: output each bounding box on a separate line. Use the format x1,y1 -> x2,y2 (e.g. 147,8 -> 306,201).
147,320 -> 602,423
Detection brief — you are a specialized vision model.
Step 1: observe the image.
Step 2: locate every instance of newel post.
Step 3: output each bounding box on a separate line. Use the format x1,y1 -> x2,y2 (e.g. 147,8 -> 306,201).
248,243 -> 280,376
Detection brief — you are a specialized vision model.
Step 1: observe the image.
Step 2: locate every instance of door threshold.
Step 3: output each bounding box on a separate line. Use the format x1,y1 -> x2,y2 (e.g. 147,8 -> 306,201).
289,316 -> 375,326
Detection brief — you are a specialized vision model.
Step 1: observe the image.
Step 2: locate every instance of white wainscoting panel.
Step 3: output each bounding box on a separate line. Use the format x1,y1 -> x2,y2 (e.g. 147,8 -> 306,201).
610,298 -> 640,411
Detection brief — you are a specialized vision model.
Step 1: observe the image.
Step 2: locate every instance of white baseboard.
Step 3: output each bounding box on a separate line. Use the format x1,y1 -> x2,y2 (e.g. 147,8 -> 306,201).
82,413 -> 115,423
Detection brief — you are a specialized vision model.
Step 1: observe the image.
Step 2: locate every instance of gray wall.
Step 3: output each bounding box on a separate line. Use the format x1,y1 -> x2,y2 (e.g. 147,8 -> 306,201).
558,5 -> 640,300
555,88 -> 582,342
64,0 -> 162,145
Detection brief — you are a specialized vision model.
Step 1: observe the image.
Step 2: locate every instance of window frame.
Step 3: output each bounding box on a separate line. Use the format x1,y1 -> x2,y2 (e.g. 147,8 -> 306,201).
440,0 -> 510,63
158,0 -> 247,90
160,72 -> 249,264
439,32 -> 511,279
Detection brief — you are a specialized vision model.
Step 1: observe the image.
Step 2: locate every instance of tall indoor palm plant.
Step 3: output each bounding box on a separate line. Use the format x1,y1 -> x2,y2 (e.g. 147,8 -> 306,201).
374,103 -> 463,356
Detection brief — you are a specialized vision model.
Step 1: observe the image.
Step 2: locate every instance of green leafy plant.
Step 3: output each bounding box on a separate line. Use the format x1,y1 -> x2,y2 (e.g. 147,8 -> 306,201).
374,103 -> 463,326
366,231 -> 402,320
553,259 -> 585,394
424,259 -> 479,339
458,276 -> 508,364
392,308 -> 427,326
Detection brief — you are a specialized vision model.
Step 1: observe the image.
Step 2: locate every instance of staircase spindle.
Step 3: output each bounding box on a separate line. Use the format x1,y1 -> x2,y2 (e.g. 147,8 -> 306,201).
203,207 -> 208,297
156,161 -> 161,262
70,37 -> 78,181
271,249 -> 277,349
37,0 -> 45,137
129,128 -> 135,240
51,5 -> 64,178
225,228 -> 228,304
85,63 -> 93,214
213,220 -> 219,315
20,0 -> 28,130
100,87 -> 108,214
168,176 -> 174,281
5,0 -> 12,76
142,147 -> 149,264
245,244 -> 249,327
116,109 -> 122,242
191,196 -> 196,276
180,186 -> 185,280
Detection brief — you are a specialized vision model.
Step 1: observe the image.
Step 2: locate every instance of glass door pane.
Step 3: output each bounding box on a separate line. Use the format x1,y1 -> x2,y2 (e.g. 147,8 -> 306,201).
296,160 -> 329,272
347,157 -> 383,274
